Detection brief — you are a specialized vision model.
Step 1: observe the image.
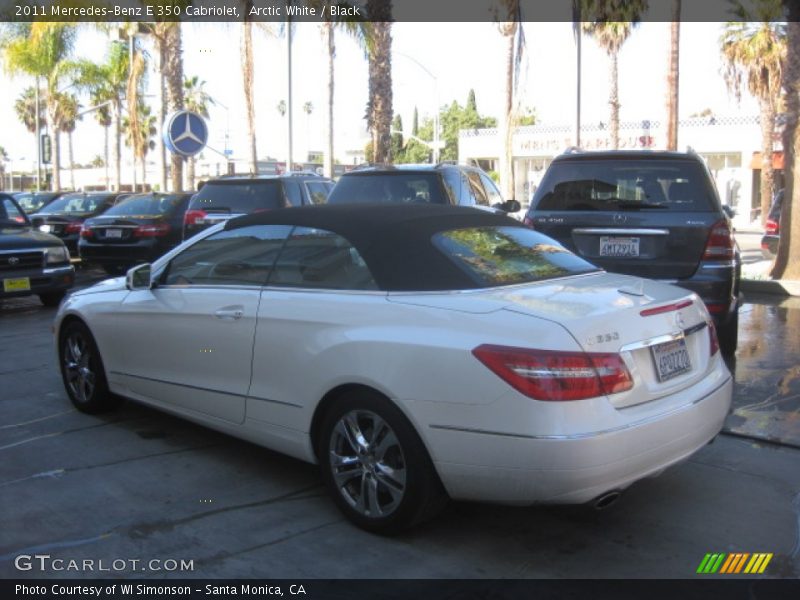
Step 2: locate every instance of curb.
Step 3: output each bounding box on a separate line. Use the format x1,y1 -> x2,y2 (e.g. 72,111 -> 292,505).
741,278 -> 800,297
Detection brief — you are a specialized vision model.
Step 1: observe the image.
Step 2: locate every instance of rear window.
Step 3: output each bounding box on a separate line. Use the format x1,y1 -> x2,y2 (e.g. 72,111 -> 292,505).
14,193 -> 58,213
328,172 -> 448,205
191,181 -> 285,214
534,160 -> 716,212
42,194 -> 113,215
104,194 -> 186,216
433,226 -> 599,287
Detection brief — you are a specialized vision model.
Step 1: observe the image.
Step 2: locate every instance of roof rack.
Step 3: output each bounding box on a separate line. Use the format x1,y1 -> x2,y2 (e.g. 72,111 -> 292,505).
351,163 -> 396,171
562,146 -> 583,154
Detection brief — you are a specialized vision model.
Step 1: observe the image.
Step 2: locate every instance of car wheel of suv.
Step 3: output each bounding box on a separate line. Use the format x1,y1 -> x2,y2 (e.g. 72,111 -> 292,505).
38,291 -> 66,307
718,311 -> 739,357
318,390 -> 447,534
59,321 -> 118,414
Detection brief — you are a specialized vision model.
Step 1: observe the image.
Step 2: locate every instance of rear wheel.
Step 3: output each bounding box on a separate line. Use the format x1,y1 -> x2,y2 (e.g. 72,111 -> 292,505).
59,321 -> 118,413
718,310 -> 739,357
317,390 -> 447,534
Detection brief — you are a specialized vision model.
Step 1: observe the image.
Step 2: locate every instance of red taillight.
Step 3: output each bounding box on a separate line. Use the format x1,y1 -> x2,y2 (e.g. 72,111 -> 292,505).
765,219 -> 779,235
184,209 -> 207,226
134,223 -> 171,238
65,222 -> 82,234
523,216 -> 535,228
472,345 -> 633,401
640,299 -> 693,317
708,321 -> 719,356
80,225 -> 93,239
13,216 -> 25,223
704,302 -> 727,315
702,219 -> 735,260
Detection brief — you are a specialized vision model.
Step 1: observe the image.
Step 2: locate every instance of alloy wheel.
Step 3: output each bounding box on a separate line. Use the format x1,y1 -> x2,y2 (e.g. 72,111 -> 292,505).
63,332 -> 96,404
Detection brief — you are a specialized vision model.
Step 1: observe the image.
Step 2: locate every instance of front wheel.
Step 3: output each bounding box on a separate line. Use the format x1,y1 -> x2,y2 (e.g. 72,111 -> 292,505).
317,391 -> 447,534
59,321 -> 118,413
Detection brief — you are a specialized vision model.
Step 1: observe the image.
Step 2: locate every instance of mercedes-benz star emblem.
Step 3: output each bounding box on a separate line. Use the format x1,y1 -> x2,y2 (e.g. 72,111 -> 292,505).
613,213 -> 628,224
174,114 -> 204,145
8,256 -> 19,266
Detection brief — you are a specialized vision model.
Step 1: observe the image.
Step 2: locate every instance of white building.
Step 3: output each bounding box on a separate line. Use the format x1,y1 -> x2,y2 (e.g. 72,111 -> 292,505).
459,115 -> 781,229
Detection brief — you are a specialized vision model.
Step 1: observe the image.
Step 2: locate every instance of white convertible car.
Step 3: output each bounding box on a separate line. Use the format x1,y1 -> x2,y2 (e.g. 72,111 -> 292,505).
54,204 -> 732,533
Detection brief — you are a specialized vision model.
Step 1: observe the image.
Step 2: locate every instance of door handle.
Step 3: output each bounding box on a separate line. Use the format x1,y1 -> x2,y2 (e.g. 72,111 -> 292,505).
215,306 -> 244,320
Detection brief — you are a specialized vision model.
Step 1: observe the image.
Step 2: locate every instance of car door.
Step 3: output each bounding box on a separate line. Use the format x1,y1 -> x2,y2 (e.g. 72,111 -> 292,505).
108,224 -> 292,424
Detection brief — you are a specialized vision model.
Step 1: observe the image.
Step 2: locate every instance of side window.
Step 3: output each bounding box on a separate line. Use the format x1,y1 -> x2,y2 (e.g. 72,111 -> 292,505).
163,225 -> 292,286
480,173 -> 504,204
268,227 -> 378,290
305,182 -> 330,205
441,170 -> 462,205
283,180 -> 303,207
466,172 -> 489,206
2,198 -> 25,222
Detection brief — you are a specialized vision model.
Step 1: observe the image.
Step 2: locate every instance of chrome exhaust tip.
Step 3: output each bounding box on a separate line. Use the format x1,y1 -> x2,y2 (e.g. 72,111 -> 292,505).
592,490 -> 622,510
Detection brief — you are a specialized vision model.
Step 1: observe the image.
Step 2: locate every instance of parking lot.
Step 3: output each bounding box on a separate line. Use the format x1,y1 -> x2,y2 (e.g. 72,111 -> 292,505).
1,267 -> 799,580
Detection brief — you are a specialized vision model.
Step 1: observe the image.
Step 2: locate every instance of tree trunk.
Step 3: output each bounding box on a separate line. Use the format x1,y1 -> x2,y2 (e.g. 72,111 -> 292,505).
759,98 -> 776,227
242,19 -> 257,175
367,15 -> 393,163
324,21 -> 334,179
46,108 -> 61,191
187,156 -> 196,192
68,130 -> 75,190
499,25 -> 516,200
164,24 -> 184,191
665,4 -> 681,151
157,39 -> 168,192
104,125 -> 110,190
609,49 -> 620,149
114,100 -> 122,191
770,14 -> 799,280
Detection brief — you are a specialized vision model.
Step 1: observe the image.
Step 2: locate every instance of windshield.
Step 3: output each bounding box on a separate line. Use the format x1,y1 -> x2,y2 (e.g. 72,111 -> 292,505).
328,172 -> 448,205
14,193 -> 59,213
190,181 -> 284,213
534,160 -> 717,212
433,226 -> 599,287
1,197 -> 29,227
41,194 -> 112,215
104,194 -> 185,217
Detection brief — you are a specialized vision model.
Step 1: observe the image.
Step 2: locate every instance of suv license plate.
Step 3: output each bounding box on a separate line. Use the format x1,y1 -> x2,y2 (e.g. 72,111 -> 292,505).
651,338 -> 692,382
3,277 -> 31,292
105,229 -> 123,238
600,236 -> 640,257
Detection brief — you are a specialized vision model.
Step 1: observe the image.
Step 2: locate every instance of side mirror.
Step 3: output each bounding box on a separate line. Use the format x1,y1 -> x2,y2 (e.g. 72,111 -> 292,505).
126,263 -> 154,291
498,199 -> 521,213
722,205 -> 736,219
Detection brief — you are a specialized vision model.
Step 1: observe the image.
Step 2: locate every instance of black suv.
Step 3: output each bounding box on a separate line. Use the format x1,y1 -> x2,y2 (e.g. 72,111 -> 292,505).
183,174 -> 334,240
326,163 -> 521,214
1,193 -> 74,307
524,150 -> 741,355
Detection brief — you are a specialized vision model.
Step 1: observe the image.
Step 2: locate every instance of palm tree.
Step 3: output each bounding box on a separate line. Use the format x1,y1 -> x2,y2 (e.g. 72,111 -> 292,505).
665,0 -> 681,150
89,88 -> 113,189
53,92 -> 81,190
0,146 -> 7,190
183,75 -> 215,190
2,23 -> 80,191
721,5 -> 786,226
122,104 -> 157,186
303,100 -> 314,158
365,1 -> 393,163
13,86 -> 45,140
770,1 -> 799,280
581,0 -> 647,149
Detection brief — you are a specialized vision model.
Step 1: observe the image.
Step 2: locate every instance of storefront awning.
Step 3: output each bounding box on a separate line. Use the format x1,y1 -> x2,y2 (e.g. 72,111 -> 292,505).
750,151 -> 784,170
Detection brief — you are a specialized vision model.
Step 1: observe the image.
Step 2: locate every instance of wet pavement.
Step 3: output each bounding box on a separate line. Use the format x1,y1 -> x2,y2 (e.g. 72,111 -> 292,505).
727,294 -> 800,449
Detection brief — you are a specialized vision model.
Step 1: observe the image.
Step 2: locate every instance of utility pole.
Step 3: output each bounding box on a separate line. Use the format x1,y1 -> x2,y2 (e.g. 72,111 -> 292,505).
35,76 -> 41,191
286,18 -> 294,174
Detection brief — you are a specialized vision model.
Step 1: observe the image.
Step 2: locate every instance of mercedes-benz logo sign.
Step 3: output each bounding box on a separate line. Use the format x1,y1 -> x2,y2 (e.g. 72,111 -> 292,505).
8,256 -> 19,266
613,213 -> 628,224
163,110 -> 209,158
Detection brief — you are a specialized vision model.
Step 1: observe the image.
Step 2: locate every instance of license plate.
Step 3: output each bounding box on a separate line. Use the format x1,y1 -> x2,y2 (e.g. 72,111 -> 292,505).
600,236 -> 640,257
651,337 -> 692,382
105,229 -> 123,238
3,277 -> 31,292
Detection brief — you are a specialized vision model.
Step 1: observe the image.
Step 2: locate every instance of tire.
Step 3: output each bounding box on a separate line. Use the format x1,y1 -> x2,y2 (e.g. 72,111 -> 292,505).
38,291 -> 66,307
59,321 -> 118,414
103,265 -> 127,276
317,390 -> 447,534
718,310 -> 739,357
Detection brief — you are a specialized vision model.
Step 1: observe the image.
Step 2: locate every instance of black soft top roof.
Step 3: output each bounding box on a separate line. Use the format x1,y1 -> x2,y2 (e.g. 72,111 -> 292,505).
227,204 -> 522,291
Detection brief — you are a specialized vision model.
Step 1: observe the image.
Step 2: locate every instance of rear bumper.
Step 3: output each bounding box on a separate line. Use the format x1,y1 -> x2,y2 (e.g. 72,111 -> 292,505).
664,260 -> 740,324
0,265 -> 74,299
761,234 -> 778,259
431,375 -> 732,505
79,239 -> 169,266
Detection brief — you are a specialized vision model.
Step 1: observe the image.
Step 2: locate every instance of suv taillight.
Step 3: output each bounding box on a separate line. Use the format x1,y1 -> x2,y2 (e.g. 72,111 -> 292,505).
702,219 -> 735,260
184,209 -> 207,226
65,222 -> 82,234
765,218 -> 779,235
134,223 -> 171,238
523,216 -> 535,228
79,225 -> 93,239
472,345 -> 633,401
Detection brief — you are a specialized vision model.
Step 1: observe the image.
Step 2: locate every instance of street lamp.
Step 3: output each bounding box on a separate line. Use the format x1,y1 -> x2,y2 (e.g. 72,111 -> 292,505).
395,52 -> 441,163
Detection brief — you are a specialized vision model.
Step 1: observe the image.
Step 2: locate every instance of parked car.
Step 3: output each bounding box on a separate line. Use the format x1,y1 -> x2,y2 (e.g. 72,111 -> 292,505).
54,204 -> 731,533
183,174 -> 335,240
326,163 -> 521,215
79,192 -> 192,275
1,193 -> 74,306
761,189 -> 783,259
30,192 -> 123,254
13,191 -> 70,215
524,150 -> 741,356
